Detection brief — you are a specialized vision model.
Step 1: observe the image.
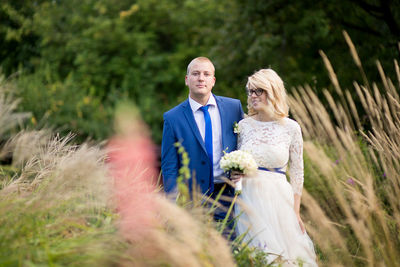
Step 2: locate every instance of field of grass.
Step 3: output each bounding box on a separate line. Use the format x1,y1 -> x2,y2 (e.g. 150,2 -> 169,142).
1,35 -> 400,266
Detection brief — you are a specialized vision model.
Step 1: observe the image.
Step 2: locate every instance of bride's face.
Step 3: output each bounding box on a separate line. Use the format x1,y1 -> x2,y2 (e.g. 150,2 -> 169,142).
248,88 -> 268,111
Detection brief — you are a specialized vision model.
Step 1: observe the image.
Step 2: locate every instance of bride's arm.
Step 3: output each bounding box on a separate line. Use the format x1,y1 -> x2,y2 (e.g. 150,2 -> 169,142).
294,194 -> 305,233
289,121 -> 305,233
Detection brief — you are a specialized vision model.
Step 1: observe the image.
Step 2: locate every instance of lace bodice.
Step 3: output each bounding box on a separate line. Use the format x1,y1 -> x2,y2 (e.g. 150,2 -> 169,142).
238,117 -> 304,195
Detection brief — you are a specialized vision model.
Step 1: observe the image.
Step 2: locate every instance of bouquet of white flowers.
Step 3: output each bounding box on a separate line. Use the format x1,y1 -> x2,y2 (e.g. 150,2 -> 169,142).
220,150 -> 258,193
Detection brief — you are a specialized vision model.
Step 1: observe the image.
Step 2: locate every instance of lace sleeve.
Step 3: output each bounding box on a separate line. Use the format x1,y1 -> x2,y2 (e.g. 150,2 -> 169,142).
289,121 -> 304,195
237,120 -> 244,149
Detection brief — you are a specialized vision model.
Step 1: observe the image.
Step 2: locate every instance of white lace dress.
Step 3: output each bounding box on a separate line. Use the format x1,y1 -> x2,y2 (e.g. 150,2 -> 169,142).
236,117 -> 317,266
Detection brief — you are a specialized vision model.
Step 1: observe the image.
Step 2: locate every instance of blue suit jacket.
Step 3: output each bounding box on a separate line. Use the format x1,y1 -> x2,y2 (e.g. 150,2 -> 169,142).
161,95 -> 244,195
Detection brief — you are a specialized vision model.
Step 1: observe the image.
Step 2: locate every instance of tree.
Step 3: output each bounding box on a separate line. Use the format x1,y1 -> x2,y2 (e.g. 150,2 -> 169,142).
210,0 -> 400,98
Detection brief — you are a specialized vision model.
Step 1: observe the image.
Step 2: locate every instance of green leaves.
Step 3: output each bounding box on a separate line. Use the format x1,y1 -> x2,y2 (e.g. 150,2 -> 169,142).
1,0 -> 399,144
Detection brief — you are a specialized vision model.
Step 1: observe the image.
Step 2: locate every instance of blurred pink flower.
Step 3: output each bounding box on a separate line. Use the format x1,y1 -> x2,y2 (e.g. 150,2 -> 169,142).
346,178 -> 355,186
107,126 -> 159,240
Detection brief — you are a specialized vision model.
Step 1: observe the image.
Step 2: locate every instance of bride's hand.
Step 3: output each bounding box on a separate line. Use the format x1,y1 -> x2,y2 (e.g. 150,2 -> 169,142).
293,195 -> 305,233
296,213 -> 305,233
230,170 -> 244,184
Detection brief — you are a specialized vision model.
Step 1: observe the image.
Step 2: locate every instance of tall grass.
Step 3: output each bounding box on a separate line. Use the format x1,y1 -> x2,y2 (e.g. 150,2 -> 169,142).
0,129 -> 120,266
0,89 -> 235,266
289,31 -> 400,266
107,103 -> 235,266
2,33 -> 400,266
0,75 -> 31,140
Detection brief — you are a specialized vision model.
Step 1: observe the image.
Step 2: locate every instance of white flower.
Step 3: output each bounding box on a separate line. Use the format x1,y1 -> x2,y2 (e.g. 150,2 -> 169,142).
233,122 -> 240,134
220,150 -> 258,175
220,150 -> 257,194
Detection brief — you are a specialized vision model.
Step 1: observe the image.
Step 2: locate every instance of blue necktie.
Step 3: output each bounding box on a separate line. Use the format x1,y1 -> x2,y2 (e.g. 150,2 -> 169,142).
200,105 -> 213,179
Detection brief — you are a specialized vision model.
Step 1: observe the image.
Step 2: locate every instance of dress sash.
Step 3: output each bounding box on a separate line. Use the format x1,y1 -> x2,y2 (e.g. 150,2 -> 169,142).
258,166 -> 286,175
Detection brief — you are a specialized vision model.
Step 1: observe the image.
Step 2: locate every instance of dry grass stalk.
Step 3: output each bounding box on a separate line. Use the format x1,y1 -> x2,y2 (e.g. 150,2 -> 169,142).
289,47 -> 400,266
120,194 -> 235,267
343,30 -> 370,89
0,90 -> 236,266
107,103 -> 235,267
1,131 -> 110,212
0,81 -> 30,138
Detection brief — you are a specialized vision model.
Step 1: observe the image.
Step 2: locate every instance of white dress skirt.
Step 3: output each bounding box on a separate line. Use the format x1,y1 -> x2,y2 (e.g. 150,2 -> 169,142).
236,170 -> 317,266
235,117 -> 317,266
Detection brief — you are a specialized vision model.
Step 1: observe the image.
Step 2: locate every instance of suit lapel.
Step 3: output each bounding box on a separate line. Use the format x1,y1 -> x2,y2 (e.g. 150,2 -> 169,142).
215,95 -> 227,151
182,100 -> 207,154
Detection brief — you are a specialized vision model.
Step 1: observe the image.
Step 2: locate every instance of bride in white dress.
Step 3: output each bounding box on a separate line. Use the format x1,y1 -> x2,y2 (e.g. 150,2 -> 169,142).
233,69 -> 317,266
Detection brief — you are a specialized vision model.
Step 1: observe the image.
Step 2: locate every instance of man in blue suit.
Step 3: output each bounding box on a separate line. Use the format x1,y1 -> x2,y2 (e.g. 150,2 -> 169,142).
161,57 -> 244,224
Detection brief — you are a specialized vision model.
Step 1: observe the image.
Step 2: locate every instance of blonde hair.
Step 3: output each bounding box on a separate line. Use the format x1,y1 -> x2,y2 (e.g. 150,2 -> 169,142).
246,69 -> 289,119
187,57 -> 215,75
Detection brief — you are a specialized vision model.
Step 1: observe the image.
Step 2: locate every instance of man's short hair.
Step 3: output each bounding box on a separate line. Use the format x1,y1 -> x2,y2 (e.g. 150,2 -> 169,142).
187,57 -> 215,75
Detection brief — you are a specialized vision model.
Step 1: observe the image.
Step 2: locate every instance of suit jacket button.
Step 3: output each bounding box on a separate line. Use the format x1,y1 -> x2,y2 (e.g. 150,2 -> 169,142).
201,161 -> 206,165
200,179 -> 205,183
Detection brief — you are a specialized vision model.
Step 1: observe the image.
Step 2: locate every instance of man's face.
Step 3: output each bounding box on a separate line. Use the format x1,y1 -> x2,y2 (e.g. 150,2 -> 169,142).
185,61 -> 216,100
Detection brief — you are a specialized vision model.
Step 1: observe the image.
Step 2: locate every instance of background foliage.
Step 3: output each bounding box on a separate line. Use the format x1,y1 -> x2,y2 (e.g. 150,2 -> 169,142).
2,1 -> 400,266
0,0 -> 399,143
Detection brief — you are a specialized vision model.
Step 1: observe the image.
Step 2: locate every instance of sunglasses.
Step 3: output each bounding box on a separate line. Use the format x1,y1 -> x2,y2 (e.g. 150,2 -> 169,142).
246,88 -> 264,96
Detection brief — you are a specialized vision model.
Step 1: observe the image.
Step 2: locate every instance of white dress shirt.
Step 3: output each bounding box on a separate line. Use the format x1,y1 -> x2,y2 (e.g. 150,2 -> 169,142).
189,95 -> 224,180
